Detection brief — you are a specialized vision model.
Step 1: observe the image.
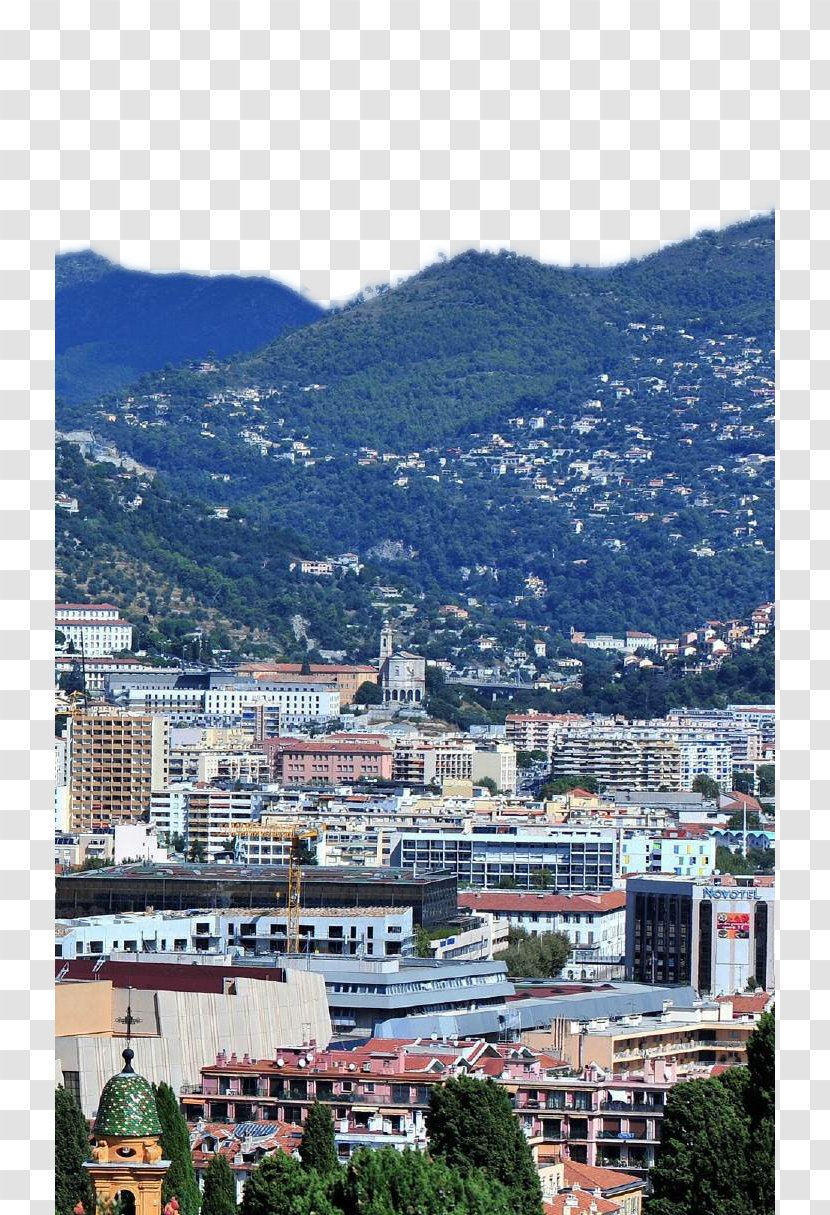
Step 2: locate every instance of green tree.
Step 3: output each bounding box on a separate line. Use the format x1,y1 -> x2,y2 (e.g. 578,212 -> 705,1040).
240,1151 -> 337,1215
58,662 -> 86,696
154,1081 -> 202,1215
353,679 -> 383,705
757,763 -> 775,798
201,1153 -> 238,1215
647,1077 -> 754,1215
495,926 -> 572,979
731,770 -> 755,795
691,774 -> 720,799
426,1075 -> 543,1215
540,774 -> 598,797
413,925 -> 433,958
474,777 -> 498,795
496,875 -> 517,889
187,841 -> 208,863
299,1103 -> 338,1175
746,1009 -> 774,1119
338,1146 -> 513,1215
55,1085 -> 94,1215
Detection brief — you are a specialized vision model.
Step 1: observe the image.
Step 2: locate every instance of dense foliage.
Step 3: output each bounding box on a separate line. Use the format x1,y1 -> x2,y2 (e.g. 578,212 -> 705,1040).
426,1076 -> 544,1215
334,1146 -> 515,1215
154,1082 -> 202,1215
495,926 -> 573,979
647,1011 -> 774,1215
55,1085 -> 95,1215
57,251 -> 323,405
200,1153 -> 238,1215
299,1103 -> 338,1175
240,1151 -> 337,1215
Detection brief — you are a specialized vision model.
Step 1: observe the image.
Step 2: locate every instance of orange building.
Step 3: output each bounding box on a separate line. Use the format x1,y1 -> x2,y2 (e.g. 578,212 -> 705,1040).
239,663 -> 378,708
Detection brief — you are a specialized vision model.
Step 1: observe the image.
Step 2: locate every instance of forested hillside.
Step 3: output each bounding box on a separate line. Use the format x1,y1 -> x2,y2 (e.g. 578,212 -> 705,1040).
56,251 -> 323,405
56,216 -> 774,647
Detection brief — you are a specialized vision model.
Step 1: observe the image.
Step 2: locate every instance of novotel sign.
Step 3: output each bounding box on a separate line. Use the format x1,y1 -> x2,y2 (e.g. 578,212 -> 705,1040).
702,887 -> 760,901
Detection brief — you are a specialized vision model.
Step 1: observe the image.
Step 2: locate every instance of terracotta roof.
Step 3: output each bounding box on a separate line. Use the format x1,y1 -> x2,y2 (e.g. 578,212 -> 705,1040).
459,891 -> 626,915
544,1193 -> 620,1215
563,1161 -> 644,1194
56,603 -> 120,611
264,738 -> 393,754
715,992 -> 772,1015
55,617 -> 132,626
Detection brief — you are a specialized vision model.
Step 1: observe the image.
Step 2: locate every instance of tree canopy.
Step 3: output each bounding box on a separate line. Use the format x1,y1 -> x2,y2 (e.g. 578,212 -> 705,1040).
426,1075 -> 543,1215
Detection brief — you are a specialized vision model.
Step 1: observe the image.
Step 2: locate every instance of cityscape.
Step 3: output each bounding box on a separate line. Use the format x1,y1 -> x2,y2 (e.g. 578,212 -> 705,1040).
56,222 -> 774,1215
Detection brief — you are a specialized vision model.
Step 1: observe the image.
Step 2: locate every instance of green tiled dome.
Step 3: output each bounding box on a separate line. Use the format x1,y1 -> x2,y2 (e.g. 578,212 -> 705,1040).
93,1049 -> 163,1138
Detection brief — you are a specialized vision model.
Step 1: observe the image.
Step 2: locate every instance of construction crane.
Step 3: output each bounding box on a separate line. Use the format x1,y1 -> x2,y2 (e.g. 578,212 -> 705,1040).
217,822 -> 322,953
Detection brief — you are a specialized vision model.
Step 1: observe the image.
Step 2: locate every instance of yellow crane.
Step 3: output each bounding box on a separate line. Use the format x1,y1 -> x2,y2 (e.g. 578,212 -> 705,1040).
218,822 -> 322,953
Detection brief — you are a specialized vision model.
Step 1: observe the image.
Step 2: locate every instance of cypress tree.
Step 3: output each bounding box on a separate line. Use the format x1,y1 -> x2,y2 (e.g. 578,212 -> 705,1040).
426,1075 -> 543,1215
55,1086 -> 94,1215
200,1153 -> 238,1215
299,1102 -> 338,1175
153,1082 -> 201,1215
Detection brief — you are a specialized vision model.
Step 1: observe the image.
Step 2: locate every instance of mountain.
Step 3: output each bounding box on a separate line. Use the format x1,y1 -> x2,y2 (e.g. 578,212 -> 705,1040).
56,217 -> 774,648
55,250 -> 324,405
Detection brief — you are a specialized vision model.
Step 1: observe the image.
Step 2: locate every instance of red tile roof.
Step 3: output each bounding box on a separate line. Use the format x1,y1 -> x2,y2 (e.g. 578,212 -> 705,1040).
459,890 -> 626,915
563,1161 -> 644,1194
715,992 -> 772,1015
544,1193 -> 620,1215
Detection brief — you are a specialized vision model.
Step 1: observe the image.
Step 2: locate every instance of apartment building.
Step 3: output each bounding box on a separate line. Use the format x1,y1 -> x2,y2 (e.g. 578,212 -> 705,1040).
533,1001 -> 762,1078
505,713 -> 591,758
177,1037 -> 689,1180
149,784 -> 265,858
55,602 -> 134,656
551,728 -> 732,793
69,708 -> 169,830
620,832 -> 716,879
263,736 -> 394,785
390,738 -> 518,794
391,826 -> 620,891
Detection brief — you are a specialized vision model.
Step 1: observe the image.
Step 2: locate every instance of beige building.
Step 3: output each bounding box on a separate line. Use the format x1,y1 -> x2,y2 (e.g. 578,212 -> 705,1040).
524,1001 -> 759,1079
56,962 -> 332,1118
69,708 -> 169,831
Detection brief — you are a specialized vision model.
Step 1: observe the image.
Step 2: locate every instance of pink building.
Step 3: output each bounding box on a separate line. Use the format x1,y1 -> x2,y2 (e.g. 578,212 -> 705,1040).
263,736 -> 394,785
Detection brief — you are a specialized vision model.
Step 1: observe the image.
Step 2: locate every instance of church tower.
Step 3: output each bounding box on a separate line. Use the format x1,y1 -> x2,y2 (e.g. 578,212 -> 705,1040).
379,620 -> 395,665
84,1048 -> 170,1215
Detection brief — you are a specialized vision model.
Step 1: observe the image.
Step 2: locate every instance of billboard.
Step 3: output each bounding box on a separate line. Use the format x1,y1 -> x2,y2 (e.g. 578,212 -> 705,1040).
717,911 -> 750,939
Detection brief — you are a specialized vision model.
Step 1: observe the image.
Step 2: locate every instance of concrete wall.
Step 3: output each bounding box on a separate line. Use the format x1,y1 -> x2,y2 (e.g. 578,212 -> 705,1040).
56,968 -> 332,1117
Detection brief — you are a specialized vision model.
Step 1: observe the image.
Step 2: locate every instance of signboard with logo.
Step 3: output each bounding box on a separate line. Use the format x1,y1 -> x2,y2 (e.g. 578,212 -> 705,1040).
717,911 -> 750,940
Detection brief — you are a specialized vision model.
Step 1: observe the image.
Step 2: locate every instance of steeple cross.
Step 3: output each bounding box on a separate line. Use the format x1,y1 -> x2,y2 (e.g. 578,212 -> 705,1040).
115,992 -> 142,1043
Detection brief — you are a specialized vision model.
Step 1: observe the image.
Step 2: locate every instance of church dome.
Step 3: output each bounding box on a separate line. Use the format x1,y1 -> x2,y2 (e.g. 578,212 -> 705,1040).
93,1049 -> 163,1138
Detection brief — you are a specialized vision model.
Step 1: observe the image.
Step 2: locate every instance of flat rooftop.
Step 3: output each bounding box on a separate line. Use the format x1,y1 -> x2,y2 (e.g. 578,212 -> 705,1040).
57,905 -> 411,926
58,862 -> 454,884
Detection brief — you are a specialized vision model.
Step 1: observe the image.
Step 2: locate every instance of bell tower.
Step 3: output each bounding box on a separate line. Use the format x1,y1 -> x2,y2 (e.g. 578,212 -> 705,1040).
84,1048 -> 170,1215
379,620 -> 395,665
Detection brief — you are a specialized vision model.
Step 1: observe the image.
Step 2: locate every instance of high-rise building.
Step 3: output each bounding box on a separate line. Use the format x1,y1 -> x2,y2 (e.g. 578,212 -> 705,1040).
69,708 -> 169,831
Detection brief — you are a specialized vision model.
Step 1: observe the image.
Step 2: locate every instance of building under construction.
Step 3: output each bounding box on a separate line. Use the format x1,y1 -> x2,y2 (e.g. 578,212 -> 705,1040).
55,861 -> 458,926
